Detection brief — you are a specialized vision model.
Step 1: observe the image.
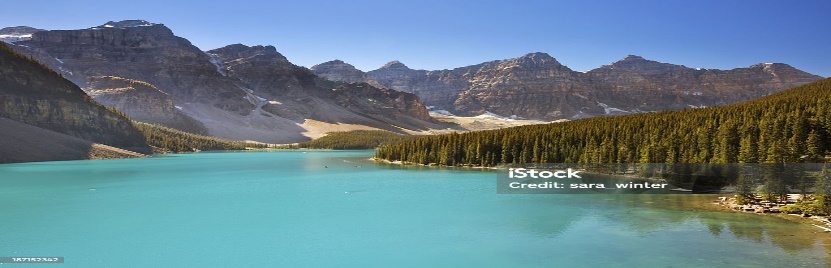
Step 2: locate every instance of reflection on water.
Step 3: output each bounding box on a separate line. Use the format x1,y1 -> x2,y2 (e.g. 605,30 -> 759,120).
600,195 -> 829,264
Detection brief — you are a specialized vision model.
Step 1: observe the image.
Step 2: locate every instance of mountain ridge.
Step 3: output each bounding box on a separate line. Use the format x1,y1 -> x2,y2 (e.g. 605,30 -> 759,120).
313,53 -> 823,120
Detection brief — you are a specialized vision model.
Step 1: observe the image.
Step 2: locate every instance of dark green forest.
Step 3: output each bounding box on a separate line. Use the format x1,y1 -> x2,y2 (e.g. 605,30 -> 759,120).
287,130 -> 412,149
134,122 -> 266,152
376,78 -> 831,167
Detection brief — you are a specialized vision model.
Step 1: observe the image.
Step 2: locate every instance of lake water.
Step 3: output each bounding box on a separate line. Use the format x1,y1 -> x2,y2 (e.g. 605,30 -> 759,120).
0,150 -> 828,267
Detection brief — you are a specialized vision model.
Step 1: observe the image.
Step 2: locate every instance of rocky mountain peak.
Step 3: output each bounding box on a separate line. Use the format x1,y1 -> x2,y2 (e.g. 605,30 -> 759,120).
311,59 -> 358,71
622,54 -> 645,61
97,20 -> 157,29
510,52 -> 563,68
611,54 -> 657,66
519,52 -> 556,61
603,55 -> 688,75
311,60 -> 366,83
380,60 -> 410,70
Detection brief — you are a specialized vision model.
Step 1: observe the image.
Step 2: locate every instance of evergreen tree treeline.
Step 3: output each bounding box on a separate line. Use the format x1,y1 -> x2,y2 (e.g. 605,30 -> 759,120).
287,130 -> 411,149
376,78 -> 831,167
134,122 -> 266,152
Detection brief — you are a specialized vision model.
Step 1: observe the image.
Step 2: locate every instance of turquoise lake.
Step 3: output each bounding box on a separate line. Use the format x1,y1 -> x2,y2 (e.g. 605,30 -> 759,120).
0,150 -> 828,267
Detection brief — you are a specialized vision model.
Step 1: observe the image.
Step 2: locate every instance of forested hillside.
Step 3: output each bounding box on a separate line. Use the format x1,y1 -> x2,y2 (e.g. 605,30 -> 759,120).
291,130 -> 412,149
376,78 -> 831,167
0,41 -> 150,153
134,122 -> 266,153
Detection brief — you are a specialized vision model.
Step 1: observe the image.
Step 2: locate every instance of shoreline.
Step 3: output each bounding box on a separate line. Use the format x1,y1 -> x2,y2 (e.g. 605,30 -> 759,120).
712,194 -> 831,233
370,157 -> 499,170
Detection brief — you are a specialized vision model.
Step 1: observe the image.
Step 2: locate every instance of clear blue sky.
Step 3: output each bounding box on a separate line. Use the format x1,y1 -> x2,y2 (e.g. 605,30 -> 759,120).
2,0 -> 829,76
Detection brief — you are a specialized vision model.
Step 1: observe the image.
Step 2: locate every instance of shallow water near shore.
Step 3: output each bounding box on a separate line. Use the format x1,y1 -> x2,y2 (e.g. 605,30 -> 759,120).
0,150 -> 829,267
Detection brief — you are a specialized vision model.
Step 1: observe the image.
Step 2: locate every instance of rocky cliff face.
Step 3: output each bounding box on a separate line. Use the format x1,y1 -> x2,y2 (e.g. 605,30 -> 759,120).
453,53 -> 591,118
310,60 -> 368,83
314,53 -> 824,120
4,21 -> 437,143
0,42 -> 149,153
85,76 -> 208,134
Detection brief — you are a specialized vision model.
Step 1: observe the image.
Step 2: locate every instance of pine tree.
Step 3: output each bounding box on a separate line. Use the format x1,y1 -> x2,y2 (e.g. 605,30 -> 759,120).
807,130 -> 822,159
815,165 -> 831,215
735,168 -> 755,205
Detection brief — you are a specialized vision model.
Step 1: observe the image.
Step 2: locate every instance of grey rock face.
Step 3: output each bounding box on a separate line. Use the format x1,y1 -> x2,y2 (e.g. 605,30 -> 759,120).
85,76 -> 208,134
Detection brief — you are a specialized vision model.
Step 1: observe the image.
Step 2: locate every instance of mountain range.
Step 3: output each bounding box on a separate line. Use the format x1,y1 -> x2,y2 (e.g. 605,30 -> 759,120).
312,53 -> 823,120
0,19 -> 824,146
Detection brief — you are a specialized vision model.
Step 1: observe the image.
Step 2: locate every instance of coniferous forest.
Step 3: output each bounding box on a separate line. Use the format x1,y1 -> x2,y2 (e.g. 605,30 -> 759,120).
289,130 -> 413,149
134,122 -> 266,152
376,78 -> 831,167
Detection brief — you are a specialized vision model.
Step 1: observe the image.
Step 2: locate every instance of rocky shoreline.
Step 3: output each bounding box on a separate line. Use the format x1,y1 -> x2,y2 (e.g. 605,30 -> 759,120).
714,194 -> 831,232
370,157 -> 498,170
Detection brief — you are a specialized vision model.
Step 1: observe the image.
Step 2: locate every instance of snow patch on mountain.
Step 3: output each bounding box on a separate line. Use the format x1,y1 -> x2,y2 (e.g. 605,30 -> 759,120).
206,53 -> 228,76
474,111 -> 523,120
91,20 -> 157,30
0,34 -> 32,43
597,102 -> 630,115
570,111 -> 589,120
429,110 -> 455,116
0,26 -> 45,43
